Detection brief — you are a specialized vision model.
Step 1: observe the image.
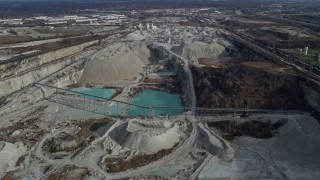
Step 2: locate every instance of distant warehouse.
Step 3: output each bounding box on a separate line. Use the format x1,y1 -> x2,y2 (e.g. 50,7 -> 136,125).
45,15 -> 98,25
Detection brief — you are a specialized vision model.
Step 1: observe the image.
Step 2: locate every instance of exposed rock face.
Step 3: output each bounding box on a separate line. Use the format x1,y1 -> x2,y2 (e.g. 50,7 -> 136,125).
191,61 -> 310,110
177,63 -> 192,107
0,40 -> 98,78
1,58 -> 76,96
0,40 -> 98,96
300,81 -> 320,112
149,44 -> 194,107
0,61 -> 84,119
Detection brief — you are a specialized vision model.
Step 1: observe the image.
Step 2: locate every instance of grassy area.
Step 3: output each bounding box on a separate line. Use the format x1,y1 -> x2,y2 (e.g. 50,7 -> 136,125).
33,28 -> 55,34
282,48 -> 320,65
0,35 -> 32,44
75,117 -> 114,136
89,121 -> 113,132
105,143 -> 178,173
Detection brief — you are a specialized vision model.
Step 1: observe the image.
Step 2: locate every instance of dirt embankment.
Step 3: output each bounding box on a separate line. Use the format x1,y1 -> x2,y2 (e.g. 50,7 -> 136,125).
0,97 -> 8,109
104,143 -> 177,173
46,165 -> 90,180
191,61 -> 310,110
208,119 -> 287,139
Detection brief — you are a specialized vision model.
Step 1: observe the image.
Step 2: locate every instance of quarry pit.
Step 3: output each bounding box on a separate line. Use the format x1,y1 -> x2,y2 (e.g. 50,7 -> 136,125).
0,23 -> 320,180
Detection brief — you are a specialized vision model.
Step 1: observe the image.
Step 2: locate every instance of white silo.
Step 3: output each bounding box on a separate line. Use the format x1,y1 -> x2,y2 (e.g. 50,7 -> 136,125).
138,23 -> 143,30
151,23 -> 157,30
304,46 -> 309,55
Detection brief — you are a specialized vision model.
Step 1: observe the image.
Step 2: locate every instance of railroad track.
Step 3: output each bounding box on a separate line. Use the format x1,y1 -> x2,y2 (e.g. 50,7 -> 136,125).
229,32 -> 320,84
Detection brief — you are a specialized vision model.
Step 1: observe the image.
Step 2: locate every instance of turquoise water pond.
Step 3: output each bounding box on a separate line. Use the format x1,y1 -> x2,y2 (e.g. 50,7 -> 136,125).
66,87 -> 183,117
69,87 -> 116,100
129,90 -> 184,116
68,87 -> 119,115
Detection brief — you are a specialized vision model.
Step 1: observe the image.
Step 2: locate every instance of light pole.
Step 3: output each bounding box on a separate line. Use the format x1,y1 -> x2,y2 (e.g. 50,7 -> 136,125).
233,94 -> 236,117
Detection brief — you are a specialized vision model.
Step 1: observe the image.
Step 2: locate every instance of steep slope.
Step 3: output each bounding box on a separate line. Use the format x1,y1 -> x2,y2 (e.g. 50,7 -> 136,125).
171,41 -> 227,61
80,44 -> 151,86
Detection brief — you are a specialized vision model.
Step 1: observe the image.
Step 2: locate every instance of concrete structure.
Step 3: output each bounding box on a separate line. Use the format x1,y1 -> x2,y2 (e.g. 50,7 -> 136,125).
235,10 -> 243,16
75,18 -> 97,24
0,19 -> 24,25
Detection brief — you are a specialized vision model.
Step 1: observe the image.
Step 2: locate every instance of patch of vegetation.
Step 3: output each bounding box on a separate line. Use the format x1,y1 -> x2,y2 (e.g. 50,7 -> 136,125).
282,48 -> 320,65
33,28 -> 54,34
191,64 -> 310,110
15,155 -> 26,166
105,143 -> 178,173
75,117 -> 114,136
67,83 -> 82,88
47,165 -> 90,180
2,171 -> 17,180
207,119 -> 288,139
0,35 -> 31,44
311,111 -> 320,124
89,121 -> 112,132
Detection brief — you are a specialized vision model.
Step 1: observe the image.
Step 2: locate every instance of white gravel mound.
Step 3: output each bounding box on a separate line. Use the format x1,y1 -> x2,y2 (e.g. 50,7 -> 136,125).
183,31 -> 193,37
124,31 -> 146,41
108,119 -> 180,155
171,41 -> 226,61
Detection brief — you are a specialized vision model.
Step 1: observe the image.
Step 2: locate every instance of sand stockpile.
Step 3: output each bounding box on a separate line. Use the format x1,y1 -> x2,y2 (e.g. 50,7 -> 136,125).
171,41 -> 226,61
108,119 -> 181,155
80,43 -> 151,86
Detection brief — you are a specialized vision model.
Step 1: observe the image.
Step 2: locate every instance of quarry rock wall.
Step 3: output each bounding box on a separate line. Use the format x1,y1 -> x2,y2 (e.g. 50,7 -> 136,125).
0,40 -> 98,78
31,67 -> 84,103
0,40 -> 98,97
149,44 -> 193,107
300,81 -> 320,112
0,57 -> 75,96
0,63 -> 84,118
177,65 -> 192,107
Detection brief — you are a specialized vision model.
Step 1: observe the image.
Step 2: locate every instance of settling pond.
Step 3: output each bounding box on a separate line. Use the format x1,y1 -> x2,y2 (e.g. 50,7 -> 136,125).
70,87 -> 116,100
67,87 -> 184,117
130,90 -> 184,116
